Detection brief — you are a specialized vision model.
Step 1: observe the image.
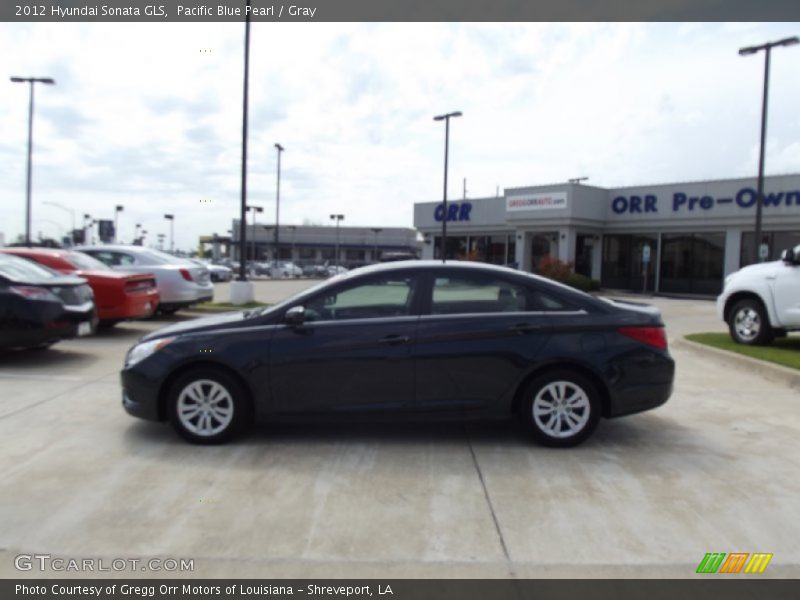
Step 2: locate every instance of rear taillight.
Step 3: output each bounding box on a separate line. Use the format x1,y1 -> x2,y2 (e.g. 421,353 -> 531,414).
125,278 -> 156,293
618,326 -> 668,350
10,285 -> 57,301
179,269 -> 193,282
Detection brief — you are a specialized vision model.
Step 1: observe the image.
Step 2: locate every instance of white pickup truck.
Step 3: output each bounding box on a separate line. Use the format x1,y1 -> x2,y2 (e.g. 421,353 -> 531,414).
717,245 -> 800,345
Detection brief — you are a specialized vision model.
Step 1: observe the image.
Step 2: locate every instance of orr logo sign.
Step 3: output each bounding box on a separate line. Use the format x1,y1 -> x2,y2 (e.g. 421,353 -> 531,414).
612,187 -> 800,215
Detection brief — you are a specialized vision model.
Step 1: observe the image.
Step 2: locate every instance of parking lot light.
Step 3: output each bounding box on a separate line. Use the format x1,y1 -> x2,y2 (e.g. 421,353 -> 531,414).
330,214 -> 344,269
738,36 -> 799,263
10,76 -> 56,246
164,214 -> 174,252
433,111 -> 462,263
274,143 -> 284,270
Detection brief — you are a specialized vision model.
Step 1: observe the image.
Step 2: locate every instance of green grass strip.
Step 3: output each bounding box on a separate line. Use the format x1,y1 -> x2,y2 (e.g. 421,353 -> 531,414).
686,332 -> 800,371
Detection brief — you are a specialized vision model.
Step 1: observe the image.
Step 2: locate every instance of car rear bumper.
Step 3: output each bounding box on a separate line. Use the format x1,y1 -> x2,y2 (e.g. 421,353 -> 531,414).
98,291 -> 159,321
606,351 -> 675,418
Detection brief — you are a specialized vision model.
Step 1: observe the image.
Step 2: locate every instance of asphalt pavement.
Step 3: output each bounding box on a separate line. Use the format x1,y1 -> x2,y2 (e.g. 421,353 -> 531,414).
1,281 -> 797,579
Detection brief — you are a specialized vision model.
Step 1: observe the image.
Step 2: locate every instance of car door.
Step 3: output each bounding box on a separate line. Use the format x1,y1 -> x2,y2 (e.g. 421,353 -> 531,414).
772,246 -> 800,326
414,270 -> 565,412
268,271 -> 420,414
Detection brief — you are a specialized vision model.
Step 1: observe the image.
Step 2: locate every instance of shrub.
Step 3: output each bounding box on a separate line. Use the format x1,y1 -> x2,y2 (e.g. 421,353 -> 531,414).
537,256 -> 574,282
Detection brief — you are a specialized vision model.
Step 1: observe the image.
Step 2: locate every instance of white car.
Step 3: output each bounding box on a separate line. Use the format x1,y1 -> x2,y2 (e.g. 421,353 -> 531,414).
275,262 -> 303,278
716,244 -> 800,345
78,245 -> 214,314
192,259 -> 233,282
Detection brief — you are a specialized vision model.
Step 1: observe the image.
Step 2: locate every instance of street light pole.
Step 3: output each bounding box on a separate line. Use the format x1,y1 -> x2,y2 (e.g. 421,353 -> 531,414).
739,36 -> 799,263
43,201 -> 75,244
164,214 -> 174,252
371,227 -> 383,262
246,205 -> 263,263
330,214 -> 344,269
274,143 -> 284,270
433,111 -> 462,263
135,223 -> 141,245
10,76 -> 56,247
114,205 -> 124,243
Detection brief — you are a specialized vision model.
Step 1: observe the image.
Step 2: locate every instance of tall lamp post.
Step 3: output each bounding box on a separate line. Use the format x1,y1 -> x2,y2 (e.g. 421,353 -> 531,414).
114,205 -> 124,243
10,76 -> 56,247
371,227 -> 383,262
274,143 -> 284,270
134,223 -> 141,244
163,214 -> 174,253
83,213 -> 92,244
43,201 -> 75,244
330,214 -> 344,269
433,110 -> 462,262
739,36 -> 799,263
246,205 -> 263,262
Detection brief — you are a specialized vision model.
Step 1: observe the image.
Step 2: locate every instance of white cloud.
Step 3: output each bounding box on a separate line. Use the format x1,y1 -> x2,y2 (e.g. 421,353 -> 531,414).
1,22 -> 799,250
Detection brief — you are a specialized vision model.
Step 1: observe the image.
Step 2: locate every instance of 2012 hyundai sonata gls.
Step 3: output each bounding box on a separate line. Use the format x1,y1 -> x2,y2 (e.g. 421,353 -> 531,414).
121,261 -> 674,447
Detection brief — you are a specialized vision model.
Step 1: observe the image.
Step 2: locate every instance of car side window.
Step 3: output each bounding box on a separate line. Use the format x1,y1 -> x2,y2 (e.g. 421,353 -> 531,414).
527,289 -> 575,312
432,276 -> 529,314
89,251 -> 114,266
304,275 -> 415,321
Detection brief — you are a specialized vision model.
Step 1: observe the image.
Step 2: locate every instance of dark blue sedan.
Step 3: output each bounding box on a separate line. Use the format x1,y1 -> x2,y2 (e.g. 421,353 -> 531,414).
120,261 -> 674,447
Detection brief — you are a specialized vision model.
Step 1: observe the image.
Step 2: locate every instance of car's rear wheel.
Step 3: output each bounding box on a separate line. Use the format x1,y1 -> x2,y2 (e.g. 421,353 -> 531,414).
728,299 -> 773,346
167,368 -> 250,444
520,370 -> 601,447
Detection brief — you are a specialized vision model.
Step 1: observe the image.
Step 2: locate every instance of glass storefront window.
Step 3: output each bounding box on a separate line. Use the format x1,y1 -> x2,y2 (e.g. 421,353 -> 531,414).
433,236 -> 468,260
740,231 -> 800,267
660,232 -> 724,295
601,234 -> 657,292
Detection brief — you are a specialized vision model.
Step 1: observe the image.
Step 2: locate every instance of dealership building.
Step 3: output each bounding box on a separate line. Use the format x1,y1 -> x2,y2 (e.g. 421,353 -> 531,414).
414,174 -> 800,295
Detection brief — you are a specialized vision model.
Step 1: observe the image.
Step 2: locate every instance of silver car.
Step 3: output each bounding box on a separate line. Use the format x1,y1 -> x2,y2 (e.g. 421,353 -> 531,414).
77,245 -> 213,313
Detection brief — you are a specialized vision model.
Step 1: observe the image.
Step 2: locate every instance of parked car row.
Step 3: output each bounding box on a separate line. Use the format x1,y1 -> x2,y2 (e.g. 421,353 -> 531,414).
0,245 -> 216,350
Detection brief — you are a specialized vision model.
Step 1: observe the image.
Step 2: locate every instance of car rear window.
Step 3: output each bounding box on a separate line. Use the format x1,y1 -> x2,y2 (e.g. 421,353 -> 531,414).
67,251 -> 112,271
0,254 -> 58,280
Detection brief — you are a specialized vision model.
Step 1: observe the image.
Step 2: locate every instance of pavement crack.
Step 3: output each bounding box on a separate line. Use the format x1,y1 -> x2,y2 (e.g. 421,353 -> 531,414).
464,425 -> 514,574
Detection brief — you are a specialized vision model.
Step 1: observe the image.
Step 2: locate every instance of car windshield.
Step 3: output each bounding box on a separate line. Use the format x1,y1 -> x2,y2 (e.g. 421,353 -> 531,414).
0,254 -> 59,280
67,251 -> 112,271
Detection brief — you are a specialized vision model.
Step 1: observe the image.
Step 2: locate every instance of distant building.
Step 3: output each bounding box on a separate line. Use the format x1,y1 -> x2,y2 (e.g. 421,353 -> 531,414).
203,223 -> 421,267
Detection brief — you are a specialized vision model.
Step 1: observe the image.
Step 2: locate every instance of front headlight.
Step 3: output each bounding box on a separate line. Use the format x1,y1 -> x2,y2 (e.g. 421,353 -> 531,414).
126,337 -> 175,367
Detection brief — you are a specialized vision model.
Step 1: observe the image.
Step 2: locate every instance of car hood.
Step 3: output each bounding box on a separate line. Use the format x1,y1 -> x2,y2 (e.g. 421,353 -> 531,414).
140,311 -> 248,342
728,260 -> 781,281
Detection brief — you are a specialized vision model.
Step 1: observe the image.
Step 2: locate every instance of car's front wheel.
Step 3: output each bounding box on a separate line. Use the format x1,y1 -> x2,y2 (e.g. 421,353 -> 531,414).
728,298 -> 774,345
168,367 -> 250,444
520,370 -> 601,447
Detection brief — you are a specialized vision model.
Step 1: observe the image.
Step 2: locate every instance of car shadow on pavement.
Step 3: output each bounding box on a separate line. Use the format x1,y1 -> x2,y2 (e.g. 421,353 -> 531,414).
0,346 -> 101,370
122,413 -> 699,456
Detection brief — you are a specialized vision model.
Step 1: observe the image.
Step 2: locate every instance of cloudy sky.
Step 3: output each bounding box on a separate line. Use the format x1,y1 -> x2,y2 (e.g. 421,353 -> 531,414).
1,22 -> 799,250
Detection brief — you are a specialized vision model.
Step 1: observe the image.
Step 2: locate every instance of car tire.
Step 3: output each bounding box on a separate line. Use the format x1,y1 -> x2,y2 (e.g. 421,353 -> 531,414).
167,367 -> 250,444
97,319 -> 120,329
159,306 -> 180,315
728,299 -> 774,346
520,370 -> 601,447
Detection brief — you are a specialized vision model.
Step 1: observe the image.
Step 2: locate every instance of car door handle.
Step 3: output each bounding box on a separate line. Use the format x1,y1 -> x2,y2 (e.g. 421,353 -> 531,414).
378,335 -> 411,345
508,323 -> 543,334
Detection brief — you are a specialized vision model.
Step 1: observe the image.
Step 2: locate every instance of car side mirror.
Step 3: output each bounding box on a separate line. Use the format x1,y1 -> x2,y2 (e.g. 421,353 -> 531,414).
284,305 -> 306,325
781,248 -> 796,265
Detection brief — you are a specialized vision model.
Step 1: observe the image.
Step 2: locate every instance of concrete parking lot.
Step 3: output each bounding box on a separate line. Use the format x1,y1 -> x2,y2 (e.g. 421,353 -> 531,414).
1,282 -> 798,578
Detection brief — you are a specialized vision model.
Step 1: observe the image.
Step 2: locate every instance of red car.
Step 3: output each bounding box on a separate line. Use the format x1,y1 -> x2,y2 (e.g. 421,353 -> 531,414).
0,248 -> 159,327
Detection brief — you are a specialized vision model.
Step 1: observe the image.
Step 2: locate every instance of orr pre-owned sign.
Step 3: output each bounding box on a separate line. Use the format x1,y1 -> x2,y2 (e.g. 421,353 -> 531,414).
611,186 -> 800,215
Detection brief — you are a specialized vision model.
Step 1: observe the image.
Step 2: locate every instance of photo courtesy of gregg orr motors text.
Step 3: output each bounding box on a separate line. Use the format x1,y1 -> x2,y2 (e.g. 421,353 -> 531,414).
14,554 -> 194,573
